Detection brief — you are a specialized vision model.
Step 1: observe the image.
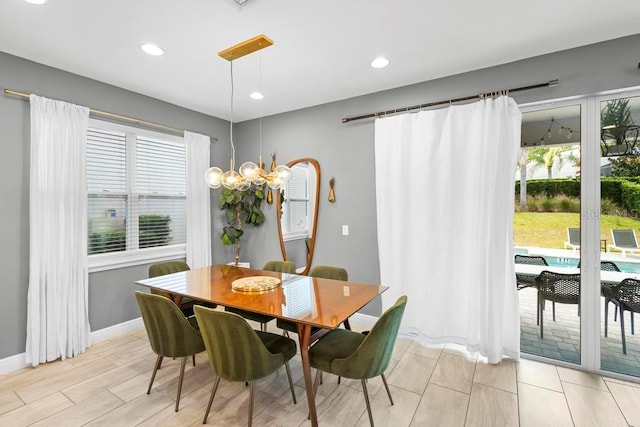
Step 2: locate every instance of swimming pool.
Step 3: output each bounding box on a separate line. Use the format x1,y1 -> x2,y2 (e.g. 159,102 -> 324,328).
544,256 -> 640,273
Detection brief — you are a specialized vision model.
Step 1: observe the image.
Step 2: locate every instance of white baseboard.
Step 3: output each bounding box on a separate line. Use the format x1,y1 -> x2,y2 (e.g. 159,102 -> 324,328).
0,317 -> 143,376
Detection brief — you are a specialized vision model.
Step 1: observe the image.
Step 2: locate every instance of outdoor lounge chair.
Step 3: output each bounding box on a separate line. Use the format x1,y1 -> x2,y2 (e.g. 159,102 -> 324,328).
610,229 -> 640,257
564,227 -> 580,251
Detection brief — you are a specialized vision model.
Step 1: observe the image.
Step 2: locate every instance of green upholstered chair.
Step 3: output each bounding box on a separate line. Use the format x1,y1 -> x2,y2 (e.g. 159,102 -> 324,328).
134,291 -> 206,412
226,260 -> 297,331
148,261 -> 216,317
277,265 -> 350,335
308,295 -> 407,426
194,306 -> 297,426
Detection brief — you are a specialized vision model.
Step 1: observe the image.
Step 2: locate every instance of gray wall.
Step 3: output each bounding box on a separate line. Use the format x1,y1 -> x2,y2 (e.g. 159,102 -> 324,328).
233,33 -> 640,316
2,33 -> 640,360
0,52 -> 230,358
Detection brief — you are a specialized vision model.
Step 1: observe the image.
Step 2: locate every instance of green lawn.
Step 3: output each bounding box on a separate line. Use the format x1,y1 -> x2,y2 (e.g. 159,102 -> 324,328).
514,212 -> 640,249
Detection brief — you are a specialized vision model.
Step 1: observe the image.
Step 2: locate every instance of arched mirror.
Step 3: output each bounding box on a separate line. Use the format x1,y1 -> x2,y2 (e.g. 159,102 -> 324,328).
276,158 -> 320,275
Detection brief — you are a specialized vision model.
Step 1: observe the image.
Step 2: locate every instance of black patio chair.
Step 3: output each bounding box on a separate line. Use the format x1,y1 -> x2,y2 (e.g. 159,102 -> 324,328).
535,270 -> 581,339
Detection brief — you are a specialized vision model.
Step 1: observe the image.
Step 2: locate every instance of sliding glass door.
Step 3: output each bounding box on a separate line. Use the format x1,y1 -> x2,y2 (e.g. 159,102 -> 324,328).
517,103 -> 582,364
599,93 -> 640,377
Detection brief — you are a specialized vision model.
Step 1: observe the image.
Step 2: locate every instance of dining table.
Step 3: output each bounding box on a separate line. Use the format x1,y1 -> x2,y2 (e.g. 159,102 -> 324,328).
134,264 -> 388,427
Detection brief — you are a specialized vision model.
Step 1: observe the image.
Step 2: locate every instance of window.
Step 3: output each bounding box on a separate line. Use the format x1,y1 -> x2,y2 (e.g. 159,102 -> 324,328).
87,120 -> 186,271
281,163 -> 310,240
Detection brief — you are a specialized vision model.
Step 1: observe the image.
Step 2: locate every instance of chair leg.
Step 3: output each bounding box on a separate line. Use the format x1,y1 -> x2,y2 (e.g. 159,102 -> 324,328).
192,354 -> 196,367
632,312 -> 635,335
343,318 -> 352,330
361,379 -> 375,427
381,373 -> 394,405
605,298 -> 609,337
175,357 -> 187,412
553,301 -> 556,322
284,362 -> 297,404
147,355 -> 163,394
203,376 -> 221,424
621,306 -> 627,355
248,381 -> 255,427
540,298 -> 545,339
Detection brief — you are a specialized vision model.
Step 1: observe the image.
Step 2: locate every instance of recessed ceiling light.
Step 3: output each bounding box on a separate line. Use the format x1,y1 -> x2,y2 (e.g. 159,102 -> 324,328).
24,0 -> 47,4
141,43 -> 164,56
370,57 -> 389,69
249,91 -> 264,100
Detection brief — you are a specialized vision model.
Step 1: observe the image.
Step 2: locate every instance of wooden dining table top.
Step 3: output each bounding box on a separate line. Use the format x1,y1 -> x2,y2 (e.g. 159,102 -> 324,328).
135,264 -> 388,329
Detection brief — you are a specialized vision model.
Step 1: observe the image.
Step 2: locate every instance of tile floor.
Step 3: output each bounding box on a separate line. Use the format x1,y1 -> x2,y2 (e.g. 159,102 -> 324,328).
1,319 -> 640,426
518,287 -> 640,376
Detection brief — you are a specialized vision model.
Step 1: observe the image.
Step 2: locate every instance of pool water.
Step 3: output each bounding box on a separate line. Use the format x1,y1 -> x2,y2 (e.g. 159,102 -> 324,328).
545,256 -> 640,273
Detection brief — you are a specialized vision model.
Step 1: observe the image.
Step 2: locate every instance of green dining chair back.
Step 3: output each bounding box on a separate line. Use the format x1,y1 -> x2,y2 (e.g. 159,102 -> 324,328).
308,295 -> 407,426
149,260 -> 216,316
149,261 -> 190,277
226,260 -> 296,331
262,260 -> 297,273
277,265 -> 349,335
134,291 -> 205,412
194,306 -> 297,426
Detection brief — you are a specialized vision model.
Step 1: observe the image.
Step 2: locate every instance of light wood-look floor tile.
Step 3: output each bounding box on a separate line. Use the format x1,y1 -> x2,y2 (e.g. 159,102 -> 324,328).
387,352 -> 437,395
30,390 -> 123,427
563,381 -> 628,427
2,327 -> 640,426
557,366 -> 608,391
516,358 -> 562,392
474,357 -> 517,394
15,357 -> 117,403
465,383 -> 518,427
0,392 -> 73,426
0,390 -> 24,416
410,383 -> 469,427
604,380 -> 640,426
430,352 -> 476,394
517,382 -> 573,427
407,340 -> 444,360
353,384 -> 421,427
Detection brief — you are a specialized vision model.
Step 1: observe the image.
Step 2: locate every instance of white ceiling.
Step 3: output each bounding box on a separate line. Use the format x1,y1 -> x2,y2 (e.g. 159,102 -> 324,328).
1,0 -> 640,122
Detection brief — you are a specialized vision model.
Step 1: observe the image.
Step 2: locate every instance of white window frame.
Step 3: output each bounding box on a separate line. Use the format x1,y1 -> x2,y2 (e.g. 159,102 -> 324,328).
87,119 -> 186,273
282,163 -> 311,242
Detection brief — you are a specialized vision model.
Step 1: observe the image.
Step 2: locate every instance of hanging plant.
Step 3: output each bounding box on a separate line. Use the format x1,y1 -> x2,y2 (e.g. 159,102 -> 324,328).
219,184 -> 266,265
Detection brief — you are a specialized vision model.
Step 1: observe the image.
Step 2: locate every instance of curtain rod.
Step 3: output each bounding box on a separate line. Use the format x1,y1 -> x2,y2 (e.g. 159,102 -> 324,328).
341,79 -> 560,123
3,88 -> 218,142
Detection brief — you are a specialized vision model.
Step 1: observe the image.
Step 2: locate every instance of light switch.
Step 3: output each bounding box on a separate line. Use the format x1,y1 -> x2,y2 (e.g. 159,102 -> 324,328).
342,225 -> 349,236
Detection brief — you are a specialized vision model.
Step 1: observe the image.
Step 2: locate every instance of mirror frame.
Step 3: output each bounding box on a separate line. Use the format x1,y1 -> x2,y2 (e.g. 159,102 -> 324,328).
276,158 -> 320,275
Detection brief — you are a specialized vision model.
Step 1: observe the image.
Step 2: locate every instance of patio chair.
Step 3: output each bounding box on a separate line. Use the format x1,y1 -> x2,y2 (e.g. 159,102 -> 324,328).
564,227 -> 581,251
515,255 -> 548,290
615,278 -> 640,354
610,229 -> 640,257
535,270 -> 581,339
578,261 -> 621,336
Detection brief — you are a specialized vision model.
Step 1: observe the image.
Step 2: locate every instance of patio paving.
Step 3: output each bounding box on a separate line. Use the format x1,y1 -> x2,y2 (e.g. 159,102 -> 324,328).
518,286 -> 640,377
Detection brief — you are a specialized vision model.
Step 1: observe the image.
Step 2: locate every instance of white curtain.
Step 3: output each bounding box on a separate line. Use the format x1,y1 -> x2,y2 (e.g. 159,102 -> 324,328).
185,131 -> 212,268
26,95 -> 91,366
374,96 -> 521,363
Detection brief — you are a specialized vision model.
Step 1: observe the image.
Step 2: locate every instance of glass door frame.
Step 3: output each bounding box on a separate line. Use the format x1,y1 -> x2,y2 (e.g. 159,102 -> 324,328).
519,85 -> 640,380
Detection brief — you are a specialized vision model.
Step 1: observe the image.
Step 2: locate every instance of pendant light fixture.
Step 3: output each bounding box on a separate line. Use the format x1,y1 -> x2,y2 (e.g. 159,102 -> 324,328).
205,34 -> 291,191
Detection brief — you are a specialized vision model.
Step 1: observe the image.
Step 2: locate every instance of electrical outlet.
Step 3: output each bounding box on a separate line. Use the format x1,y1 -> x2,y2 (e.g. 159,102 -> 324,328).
342,225 -> 349,236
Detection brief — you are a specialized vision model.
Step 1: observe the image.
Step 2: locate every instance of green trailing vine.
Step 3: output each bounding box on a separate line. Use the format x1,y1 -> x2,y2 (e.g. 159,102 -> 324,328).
219,184 -> 266,264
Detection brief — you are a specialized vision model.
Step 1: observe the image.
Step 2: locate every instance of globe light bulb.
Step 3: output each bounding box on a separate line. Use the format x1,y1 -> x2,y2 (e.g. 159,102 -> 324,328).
274,165 -> 292,183
239,161 -> 259,179
222,170 -> 240,189
204,167 -> 224,189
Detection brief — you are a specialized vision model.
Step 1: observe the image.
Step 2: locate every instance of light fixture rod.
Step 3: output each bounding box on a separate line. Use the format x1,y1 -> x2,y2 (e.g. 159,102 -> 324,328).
341,79 -> 560,123
218,34 -> 273,61
3,88 -> 218,141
